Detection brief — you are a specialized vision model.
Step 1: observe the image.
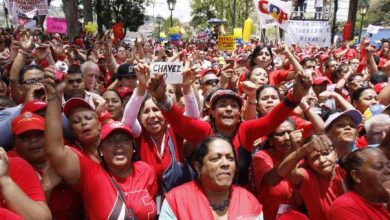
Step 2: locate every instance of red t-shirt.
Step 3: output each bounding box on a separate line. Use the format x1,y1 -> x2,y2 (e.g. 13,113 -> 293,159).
0,208 -> 23,220
332,47 -> 357,61
329,191 -> 390,220
165,181 -> 262,220
0,157 -> 46,207
7,152 -> 83,220
73,149 -> 157,220
269,69 -> 292,86
252,149 -> 296,220
298,166 -> 346,220
136,127 -> 184,191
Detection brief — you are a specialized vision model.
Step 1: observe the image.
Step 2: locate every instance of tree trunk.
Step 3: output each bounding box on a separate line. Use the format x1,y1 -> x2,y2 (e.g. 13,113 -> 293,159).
347,0 -> 358,39
83,0 -> 93,24
62,0 -> 80,41
96,0 -> 104,34
331,0 -> 338,44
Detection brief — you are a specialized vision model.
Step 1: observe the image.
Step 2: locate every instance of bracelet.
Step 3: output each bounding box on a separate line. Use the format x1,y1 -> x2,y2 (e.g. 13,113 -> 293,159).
18,49 -> 28,56
283,94 -> 300,108
247,99 -> 257,105
303,106 -> 311,113
47,94 -> 60,102
152,95 -> 173,112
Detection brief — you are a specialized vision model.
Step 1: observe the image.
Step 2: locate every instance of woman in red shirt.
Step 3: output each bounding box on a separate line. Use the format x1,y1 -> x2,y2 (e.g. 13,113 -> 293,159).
44,77 -> 157,219
277,135 -> 346,220
147,70 -> 312,185
252,119 -> 303,220
329,147 -> 390,220
160,135 -> 263,220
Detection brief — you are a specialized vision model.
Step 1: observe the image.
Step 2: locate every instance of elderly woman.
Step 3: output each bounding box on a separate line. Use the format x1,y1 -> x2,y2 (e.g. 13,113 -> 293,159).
252,119 -> 303,220
159,135 -> 263,219
43,78 -> 157,219
329,147 -> 390,219
325,109 -> 363,160
277,135 -> 346,220
147,70 -> 311,185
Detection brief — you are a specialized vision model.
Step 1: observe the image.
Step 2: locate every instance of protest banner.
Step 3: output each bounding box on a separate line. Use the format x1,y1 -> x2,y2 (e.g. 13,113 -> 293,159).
253,0 -> 292,30
197,32 -> 208,41
285,20 -> 331,48
6,0 -> 48,16
46,17 -> 67,34
366,24 -> 381,35
150,62 -> 183,84
218,35 -> 236,51
11,3 -> 39,29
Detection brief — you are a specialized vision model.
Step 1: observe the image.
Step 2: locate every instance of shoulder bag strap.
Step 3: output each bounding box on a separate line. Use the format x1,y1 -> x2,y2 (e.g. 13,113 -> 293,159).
110,177 -> 137,220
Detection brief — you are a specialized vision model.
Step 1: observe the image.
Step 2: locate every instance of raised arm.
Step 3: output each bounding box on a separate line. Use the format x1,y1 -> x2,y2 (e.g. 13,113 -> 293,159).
147,74 -> 211,144
42,67 -> 81,185
241,70 -> 312,149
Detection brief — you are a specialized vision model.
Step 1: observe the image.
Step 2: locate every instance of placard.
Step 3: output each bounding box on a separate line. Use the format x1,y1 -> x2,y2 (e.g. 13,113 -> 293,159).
6,0 -> 48,15
253,0 -> 292,30
218,35 -> 236,51
46,17 -> 67,34
285,20 -> 331,47
150,62 -> 183,84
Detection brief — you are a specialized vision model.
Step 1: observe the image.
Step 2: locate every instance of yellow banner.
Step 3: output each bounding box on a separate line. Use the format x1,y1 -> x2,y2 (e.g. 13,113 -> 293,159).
218,35 -> 236,51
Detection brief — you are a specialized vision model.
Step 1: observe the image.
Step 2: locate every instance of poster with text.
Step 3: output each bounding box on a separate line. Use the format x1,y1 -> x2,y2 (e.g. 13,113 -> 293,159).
285,20 -> 331,48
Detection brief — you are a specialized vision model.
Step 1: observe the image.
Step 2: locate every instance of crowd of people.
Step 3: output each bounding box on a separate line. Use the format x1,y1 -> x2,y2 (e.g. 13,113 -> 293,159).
0,26 -> 389,220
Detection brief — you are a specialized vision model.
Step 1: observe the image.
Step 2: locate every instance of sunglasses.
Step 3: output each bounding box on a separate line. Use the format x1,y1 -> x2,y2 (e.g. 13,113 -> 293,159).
204,79 -> 219,85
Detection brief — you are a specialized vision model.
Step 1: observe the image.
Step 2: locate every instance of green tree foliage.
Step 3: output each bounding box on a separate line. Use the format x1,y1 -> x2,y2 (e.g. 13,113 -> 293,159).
190,0 -> 253,31
96,0 -> 146,33
362,0 -> 390,26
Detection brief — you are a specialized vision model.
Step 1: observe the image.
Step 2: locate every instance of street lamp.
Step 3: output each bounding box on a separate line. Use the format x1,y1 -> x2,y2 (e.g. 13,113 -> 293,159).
358,4 -> 368,43
167,0 -> 176,27
156,16 -> 163,40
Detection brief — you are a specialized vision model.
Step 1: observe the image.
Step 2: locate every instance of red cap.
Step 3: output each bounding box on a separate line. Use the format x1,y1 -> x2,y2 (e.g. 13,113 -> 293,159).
21,100 -> 47,114
12,112 -> 45,135
210,89 -> 244,109
313,76 -> 332,85
63,98 -> 94,118
115,86 -> 133,98
374,82 -> 388,93
101,121 -> 134,141
200,68 -> 218,78
319,53 -> 330,61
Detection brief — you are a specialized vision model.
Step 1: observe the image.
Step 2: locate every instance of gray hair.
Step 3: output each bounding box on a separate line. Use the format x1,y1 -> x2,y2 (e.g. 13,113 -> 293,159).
80,61 -> 99,74
365,114 -> 390,133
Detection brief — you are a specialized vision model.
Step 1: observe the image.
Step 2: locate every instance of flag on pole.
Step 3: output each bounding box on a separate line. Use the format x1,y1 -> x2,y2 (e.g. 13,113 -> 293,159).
253,0 -> 292,30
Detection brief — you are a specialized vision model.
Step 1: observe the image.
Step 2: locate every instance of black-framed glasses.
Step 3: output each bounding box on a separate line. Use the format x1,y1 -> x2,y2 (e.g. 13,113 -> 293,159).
23,78 -> 44,85
204,79 -> 219,85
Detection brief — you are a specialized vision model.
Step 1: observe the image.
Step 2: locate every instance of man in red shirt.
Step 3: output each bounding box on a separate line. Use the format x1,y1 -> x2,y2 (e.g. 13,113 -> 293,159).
333,39 -> 357,61
10,111 -> 83,220
0,147 -> 51,219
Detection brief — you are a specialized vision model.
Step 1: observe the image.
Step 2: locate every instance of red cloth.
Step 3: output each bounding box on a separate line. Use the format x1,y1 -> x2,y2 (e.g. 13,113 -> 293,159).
165,181 -> 262,219
73,150 -> 157,220
136,127 -> 184,191
162,101 -> 296,153
252,149 -> 296,220
298,166 -> 346,220
0,157 -> 46,208
356,136 -> 367,149
329,191 -> 390,220
8,152 -> 83,220
0,208 -> 23,220
269,69 -> 292,86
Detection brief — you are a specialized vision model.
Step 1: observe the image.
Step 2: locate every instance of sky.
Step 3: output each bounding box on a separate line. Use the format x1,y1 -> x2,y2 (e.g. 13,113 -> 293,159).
144,0 -> 193,22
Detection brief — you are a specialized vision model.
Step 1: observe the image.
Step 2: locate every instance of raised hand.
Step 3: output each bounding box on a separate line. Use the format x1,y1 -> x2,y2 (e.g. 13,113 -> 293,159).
290,69 -> 312,102
147,74 -> 167,103
240,81 -> 257,99
182,62 -> 199,88
19,31 -> 32,51
133,59 -> 150,89
0,147 -> 9,180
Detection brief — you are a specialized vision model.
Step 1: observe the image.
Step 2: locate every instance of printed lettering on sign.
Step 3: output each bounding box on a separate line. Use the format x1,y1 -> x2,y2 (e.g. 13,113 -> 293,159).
150,62 -> 183,84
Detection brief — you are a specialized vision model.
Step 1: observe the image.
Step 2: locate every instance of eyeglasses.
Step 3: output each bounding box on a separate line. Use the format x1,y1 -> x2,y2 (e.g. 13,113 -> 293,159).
204,79 -> 219,85
23,78 -> 44,85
